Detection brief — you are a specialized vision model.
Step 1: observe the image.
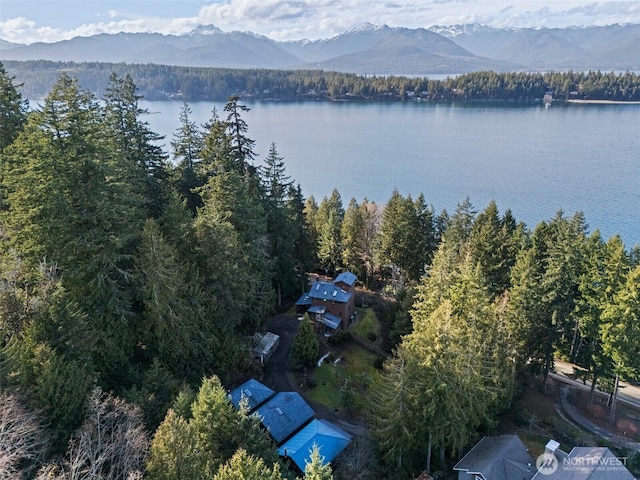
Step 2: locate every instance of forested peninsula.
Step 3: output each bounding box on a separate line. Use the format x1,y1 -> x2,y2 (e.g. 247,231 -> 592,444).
5,60 -> 640,102
1,62 -> 639,480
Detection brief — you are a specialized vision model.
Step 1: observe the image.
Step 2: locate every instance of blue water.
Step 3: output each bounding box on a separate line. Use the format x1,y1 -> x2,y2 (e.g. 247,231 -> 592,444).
142,100 -> 640,247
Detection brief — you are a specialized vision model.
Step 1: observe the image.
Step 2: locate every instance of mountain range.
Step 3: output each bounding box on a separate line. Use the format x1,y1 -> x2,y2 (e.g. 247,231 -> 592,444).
1,23 -> 639,74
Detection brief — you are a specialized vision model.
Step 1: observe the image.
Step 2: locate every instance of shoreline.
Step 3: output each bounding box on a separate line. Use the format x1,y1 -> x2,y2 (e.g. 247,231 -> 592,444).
567,99 -> 640,105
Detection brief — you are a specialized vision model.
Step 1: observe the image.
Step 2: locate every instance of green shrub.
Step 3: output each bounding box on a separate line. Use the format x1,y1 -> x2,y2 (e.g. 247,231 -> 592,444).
367,331 -> 377,342
328,330 -> 352,345
373,356 -> 385,370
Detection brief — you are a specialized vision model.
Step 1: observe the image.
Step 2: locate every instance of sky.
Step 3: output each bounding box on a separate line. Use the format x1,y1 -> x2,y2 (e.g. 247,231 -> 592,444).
2,0 -> 640,45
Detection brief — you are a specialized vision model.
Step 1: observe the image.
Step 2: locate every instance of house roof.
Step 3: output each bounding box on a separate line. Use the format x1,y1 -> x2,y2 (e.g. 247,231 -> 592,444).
532,446 -> 635,480
454,435 -> 535,480
278,419 -> 352,471
308,305 -> 326,314
254,392 -> 315,444
295,293 -> 312,306
334,272 -> 357,287
308,281 -> 352,303
320,313 -> 341,330
228,378 -> 275,413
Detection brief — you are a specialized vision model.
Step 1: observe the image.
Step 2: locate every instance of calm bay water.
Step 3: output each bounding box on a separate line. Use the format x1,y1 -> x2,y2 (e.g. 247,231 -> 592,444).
141,100 -> 640,247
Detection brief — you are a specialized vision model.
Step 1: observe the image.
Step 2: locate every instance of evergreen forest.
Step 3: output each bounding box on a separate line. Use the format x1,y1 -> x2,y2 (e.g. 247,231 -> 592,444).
5,60 -> 640,102
1,62 -> 639,479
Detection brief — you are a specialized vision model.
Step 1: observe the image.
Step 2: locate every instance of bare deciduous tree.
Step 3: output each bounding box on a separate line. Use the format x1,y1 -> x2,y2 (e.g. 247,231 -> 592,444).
0,392 -> 50,479
35,387 -> 149,480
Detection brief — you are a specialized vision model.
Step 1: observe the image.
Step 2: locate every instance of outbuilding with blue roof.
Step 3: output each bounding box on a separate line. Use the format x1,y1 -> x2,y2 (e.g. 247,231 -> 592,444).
228,378 -> 275,412
278,418 -> 352,472
254,392 -> 315,444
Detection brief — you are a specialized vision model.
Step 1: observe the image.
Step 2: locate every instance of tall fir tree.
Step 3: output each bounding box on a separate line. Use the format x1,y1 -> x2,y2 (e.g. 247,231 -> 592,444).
171,102 -> 204,215
224,95 -> 256,176
103,72 -> 170,218
573,232 -> 629,403
260,142 -> 296,307
289,314 -> 319,370
286,184 -> 315,294
601,264 -> 640,423
508,212 -> 586,391
0,62 -> 29,152
1,73 -> 144,389
316,189 -> 344,274
341,198 -> 367,280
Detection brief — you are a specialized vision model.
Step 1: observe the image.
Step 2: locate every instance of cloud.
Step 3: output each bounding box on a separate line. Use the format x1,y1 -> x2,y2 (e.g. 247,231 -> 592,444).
1,0 -> 640,44
0,17 -> 66,44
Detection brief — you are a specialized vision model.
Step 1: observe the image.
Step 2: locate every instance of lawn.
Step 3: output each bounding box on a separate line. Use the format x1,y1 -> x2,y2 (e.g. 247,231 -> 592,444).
349,307 -> 379,344
305,341 -> 380,415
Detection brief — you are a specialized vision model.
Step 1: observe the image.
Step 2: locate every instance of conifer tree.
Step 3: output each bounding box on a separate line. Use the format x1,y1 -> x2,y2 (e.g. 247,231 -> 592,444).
171,102 -> 204,215
0,62 -> 28,152
146,409 -> 200,480
214,449 -> 285,480
573,232 -> 628,403
286,184 -> 315,293
289,314 -> 319,370
370,352 -> 418,475
104,72 -> 169,218
508,212 -> 586,391
224,95 -> 256,176
316,189 -> 344,273
304,445 -> 334,480
341,198 -> 367,280
197,168 -> 273,333
2,73 -> 144,389
377,189 -> 434,282
304,195 -> 320,265
260,142 -> 296,307
134,218 -> 214,380
601,264 -> 640,423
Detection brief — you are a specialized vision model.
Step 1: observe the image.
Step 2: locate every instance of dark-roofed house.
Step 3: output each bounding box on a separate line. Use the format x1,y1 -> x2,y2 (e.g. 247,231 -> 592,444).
454,435 -> 535,480
254,392 -> 315,445
228,378 -> 275,413
531,443 -> 635,480
295,272 -> 357,332
278,418 -> 352,472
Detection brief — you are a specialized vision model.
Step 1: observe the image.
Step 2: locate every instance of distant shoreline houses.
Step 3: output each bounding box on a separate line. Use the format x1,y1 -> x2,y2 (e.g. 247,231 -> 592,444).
295,272 -> 357,333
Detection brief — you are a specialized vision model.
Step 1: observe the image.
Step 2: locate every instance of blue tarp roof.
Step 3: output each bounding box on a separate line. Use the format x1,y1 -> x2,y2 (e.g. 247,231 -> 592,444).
308,282 -> 352,303
320,313 -> 341,330
254,392 -> 315,444
228,378 -> 275,413
334,272 -> 357,287
308,305 -> 326,314
278,419 -> 352,472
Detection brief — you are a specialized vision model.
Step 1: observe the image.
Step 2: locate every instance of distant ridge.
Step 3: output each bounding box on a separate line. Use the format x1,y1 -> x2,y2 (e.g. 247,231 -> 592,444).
430,23 -> 640,71
1,23 -> 638,74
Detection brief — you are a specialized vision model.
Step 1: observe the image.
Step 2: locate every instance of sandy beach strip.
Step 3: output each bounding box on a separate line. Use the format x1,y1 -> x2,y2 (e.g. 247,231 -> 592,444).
567,99 -> 640,105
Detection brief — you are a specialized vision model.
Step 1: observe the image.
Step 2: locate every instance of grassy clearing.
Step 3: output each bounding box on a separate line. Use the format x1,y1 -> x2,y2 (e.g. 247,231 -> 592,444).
349,307 -> 379,344
305,342 -> 380,415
